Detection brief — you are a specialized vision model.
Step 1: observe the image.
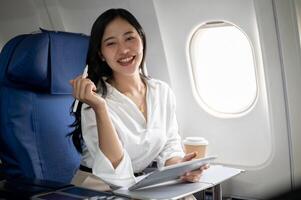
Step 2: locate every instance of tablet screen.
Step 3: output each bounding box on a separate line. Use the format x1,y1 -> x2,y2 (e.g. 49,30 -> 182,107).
128,156 -> 216,191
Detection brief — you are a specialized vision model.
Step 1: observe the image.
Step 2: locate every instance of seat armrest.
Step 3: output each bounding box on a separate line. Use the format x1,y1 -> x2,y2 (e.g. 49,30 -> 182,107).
0,177 -> 72,199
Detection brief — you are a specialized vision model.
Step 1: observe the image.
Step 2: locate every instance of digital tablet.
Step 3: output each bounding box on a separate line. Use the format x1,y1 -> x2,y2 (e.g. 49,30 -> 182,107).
128,156 -> 217,191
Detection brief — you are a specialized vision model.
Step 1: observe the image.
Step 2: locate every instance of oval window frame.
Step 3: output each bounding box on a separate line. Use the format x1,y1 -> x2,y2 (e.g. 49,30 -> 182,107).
188,21 -> 259,118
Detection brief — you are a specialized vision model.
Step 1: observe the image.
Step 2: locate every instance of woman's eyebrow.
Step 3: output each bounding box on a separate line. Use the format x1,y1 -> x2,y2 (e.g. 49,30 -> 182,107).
103,36 -> 115,43
103,31 -> 135,42
124,31 -> 134,36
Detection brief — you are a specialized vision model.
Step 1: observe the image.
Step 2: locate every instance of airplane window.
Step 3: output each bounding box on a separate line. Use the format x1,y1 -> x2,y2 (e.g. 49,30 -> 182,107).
189,21 -> 257,117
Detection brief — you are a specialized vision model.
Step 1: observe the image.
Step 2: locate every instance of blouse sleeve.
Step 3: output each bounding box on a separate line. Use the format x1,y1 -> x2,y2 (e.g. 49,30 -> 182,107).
156,87 -> 185,168
81,104 -> 136,187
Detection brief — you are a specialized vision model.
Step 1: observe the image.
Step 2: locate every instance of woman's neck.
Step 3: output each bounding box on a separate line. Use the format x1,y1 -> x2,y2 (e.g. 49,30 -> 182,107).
110,73 -> 145,95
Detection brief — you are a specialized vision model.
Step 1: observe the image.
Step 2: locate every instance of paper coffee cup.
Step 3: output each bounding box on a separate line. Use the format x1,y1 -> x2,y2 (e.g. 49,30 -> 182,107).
183,137 -> 209,159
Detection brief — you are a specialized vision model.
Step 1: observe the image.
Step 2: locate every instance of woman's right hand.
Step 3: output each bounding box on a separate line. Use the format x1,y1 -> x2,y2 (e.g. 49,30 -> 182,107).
69,76 -> 106,110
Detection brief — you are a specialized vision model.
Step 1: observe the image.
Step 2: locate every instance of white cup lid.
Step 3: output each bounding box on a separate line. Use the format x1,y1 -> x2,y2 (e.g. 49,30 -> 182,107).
183,137 -> 209,145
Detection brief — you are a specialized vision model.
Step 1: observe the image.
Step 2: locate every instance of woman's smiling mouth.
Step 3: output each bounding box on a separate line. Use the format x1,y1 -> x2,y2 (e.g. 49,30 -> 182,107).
117,56 -> 135,66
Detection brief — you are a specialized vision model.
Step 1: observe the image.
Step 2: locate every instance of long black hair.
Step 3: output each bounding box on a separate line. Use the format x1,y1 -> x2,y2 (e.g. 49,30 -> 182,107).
69,8 -> 148,153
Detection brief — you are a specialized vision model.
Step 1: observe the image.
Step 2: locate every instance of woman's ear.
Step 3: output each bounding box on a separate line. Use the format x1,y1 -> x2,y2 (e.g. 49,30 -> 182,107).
98,51 -> 105,61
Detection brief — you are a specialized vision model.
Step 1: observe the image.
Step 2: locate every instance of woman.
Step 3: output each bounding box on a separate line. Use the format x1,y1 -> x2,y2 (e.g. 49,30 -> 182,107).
69,8 -> 207,190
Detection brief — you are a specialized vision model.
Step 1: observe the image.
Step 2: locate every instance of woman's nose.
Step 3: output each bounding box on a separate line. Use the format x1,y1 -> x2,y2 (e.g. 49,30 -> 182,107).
118,42 -> 130,54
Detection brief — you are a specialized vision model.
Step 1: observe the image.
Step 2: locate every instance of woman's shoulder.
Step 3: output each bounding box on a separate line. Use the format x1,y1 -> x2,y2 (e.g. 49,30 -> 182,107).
146,78 -> 172,91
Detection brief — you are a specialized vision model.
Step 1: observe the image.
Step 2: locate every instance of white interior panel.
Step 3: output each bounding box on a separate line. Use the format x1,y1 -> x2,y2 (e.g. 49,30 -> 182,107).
153,0 -> 291,198
153,0 -> 270,168
56,0 -> 129,34
274,0 -> 301,188
0,0 -> 43,50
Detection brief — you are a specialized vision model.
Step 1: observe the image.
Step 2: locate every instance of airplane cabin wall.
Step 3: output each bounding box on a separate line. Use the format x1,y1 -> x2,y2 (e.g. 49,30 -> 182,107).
153,0 -> 299,199
273,0 -> 301,188
0,0 -> 48,50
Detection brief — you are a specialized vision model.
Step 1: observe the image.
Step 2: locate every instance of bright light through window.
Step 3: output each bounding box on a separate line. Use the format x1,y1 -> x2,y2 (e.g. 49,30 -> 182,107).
190,22 -> 257,115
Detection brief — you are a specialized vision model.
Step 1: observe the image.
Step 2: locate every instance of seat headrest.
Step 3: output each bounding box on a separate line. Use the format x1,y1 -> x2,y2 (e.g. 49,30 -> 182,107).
0,29 -> 89,94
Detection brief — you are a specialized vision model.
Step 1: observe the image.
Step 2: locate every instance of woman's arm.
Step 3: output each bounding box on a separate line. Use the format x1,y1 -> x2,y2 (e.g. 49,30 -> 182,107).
94,103 -> 123,168
81,102 -> 136,187
70,76 -> 123,168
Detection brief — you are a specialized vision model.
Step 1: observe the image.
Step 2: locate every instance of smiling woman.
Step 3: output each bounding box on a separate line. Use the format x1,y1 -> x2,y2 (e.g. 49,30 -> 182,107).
68,8 -> 206,199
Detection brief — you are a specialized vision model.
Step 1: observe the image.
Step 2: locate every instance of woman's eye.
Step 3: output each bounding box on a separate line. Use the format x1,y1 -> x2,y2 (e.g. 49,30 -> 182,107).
106,42 -> 115,46
126,36 -> 135,41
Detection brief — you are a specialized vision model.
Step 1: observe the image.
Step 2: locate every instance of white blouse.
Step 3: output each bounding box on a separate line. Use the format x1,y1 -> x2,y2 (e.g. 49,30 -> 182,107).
80,78 -> 185,187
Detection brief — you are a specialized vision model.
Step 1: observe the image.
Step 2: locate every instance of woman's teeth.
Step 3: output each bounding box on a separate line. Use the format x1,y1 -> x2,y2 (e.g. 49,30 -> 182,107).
118,56 -> 134,64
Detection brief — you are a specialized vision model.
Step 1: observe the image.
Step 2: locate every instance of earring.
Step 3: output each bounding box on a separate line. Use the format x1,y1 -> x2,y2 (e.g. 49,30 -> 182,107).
98,51 -> 105,61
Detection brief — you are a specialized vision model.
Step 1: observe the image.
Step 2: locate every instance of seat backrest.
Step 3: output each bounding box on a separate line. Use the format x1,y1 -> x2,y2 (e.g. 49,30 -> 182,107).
0,29 -> 89,183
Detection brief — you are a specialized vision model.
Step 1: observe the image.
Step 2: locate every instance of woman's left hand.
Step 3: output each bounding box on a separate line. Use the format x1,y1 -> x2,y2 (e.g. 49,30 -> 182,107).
180,152 -> 210,183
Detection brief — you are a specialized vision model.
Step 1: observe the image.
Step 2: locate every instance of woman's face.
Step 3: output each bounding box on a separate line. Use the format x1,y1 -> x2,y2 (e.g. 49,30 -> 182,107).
100,17 -> 144,78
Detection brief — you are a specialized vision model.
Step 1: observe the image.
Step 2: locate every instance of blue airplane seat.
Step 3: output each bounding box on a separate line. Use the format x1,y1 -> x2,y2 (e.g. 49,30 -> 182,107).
0,29 -> 89,183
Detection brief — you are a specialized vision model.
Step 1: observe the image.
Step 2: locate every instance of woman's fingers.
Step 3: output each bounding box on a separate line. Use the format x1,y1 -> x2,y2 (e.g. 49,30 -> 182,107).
185,169 -> 203,177
70,75 -> 82,99
83,81 -> 97,100
181,171 -> 202,182
181,164 -> 210,182
70,75 -> 96,102
201,164 -> 210,170
69,75 -> 81,86
79,79 -> 91,99
182,152 -> 197,162
70,76 -> 106,109
179,154 -> 210,183
79,79 -> 97,100
75,77 -> 84,99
